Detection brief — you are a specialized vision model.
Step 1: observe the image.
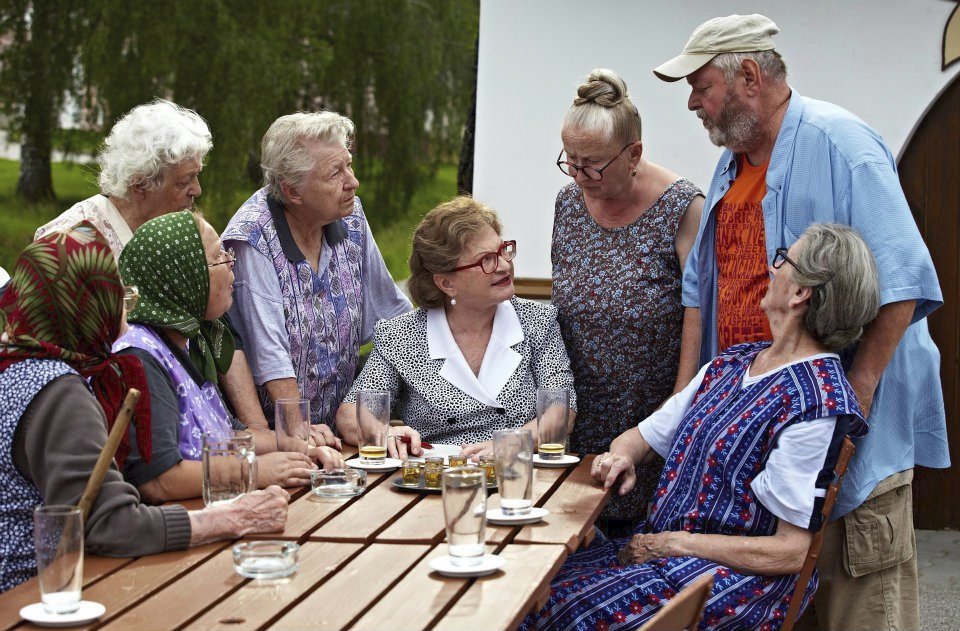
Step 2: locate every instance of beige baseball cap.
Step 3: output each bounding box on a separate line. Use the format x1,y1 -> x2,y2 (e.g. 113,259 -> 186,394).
653,14 -> 779,82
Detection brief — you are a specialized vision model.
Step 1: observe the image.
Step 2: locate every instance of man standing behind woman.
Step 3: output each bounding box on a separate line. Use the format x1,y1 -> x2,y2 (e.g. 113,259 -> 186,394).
553,69 -> 703,533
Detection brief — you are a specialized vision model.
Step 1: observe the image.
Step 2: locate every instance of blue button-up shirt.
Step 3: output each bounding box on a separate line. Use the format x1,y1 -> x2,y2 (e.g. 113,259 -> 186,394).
682,89 -> 949,517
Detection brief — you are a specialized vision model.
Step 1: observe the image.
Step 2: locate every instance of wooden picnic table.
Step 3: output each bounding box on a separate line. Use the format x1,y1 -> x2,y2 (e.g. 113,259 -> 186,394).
0,450 -> 610,631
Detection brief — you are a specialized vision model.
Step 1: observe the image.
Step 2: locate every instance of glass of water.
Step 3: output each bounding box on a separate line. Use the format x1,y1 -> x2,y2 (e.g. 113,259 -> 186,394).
493,429 -> 533,516
275,398 -> 310,454
202,431 -> 257,507
33,506 -> 83,614
536,388 -> 571,460
356,390 -> 390,463
442,466 -> 487,566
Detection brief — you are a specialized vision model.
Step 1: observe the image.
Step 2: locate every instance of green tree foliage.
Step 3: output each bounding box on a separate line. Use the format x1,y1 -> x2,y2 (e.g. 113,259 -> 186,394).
0,0 -> 478,229
0,0 -> 87,203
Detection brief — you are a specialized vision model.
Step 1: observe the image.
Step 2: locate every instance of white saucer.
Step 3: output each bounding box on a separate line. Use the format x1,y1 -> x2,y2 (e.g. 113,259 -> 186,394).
346,457 -> 402,471
429,553 -> 505,577
20,601 -> 106,627
486,506 -> 549,525
533,454 -> 580,468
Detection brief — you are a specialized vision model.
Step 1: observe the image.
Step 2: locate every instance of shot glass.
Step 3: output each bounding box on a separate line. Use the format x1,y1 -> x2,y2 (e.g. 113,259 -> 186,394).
442,467 -> 487,566
275,398 -> 310,454
401,459 -> 423,486
34,506 -> 83,614
311,468 -> 367,498
447,454 -> 468,468
493,429 -> 534,516
424,456 -> 445,489
202,431 -> 257,507
356,390 -> 390,463
536,388 -> 571,460
477,455 -> 497,486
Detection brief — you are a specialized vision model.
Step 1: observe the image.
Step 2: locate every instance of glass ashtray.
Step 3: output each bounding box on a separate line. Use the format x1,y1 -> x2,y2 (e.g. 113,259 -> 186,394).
232,541 -> 299,579
311,467 -> 367,498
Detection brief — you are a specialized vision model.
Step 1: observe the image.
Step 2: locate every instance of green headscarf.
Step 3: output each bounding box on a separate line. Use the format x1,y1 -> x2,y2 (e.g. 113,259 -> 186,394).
119,210 -> 234,384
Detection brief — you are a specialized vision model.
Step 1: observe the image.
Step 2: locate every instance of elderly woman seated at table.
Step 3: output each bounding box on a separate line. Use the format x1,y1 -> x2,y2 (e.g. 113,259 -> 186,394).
335,197 -> 576,457
523,223 -> 880,631
0,223 -> 288,593
114,211 -> 343,504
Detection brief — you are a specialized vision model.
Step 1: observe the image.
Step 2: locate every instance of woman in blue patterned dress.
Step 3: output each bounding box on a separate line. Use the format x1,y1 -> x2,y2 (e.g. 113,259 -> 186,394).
552,68 -> 704,532
524,224 -> 880,631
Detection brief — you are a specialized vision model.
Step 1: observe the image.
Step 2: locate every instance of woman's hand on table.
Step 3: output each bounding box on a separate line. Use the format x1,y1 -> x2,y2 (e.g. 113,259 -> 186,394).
592,452 -> 637,495
616,531 -> 683,566
310,445 -> 345,470
387,425 -> 423,459
258,451 -> 317,488
308,423 -> 342,450
460,440 -> 492,459
190,485 -> 290,544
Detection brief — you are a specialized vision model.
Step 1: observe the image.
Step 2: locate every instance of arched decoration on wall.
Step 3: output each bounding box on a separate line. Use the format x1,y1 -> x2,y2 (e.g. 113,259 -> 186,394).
943,1 -> 960,70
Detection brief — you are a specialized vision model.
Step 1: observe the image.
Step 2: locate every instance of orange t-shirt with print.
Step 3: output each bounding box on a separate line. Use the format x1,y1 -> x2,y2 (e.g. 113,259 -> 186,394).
715,155 -> 773,351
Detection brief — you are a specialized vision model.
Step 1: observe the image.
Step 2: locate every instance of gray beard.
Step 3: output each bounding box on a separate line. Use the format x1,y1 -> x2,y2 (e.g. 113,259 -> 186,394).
697,95 -> 765,153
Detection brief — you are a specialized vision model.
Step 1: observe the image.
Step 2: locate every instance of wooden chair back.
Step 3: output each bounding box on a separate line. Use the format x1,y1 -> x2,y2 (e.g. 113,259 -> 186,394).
781,435 -> 856,631
640,572 -> 714,631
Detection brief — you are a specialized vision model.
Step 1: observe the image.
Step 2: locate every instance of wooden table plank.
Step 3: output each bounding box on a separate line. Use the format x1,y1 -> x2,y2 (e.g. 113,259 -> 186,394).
99,545 -> 245,630
308,472 -> 421,543
269,543 -> 430,630
513,456 -> 611,551
374,493 -> 446,544
430,544 -> 569,631
246,470 -> 390,541
0,556 -> 133,631
349,545 -> 499,631
188,542 -> 361,630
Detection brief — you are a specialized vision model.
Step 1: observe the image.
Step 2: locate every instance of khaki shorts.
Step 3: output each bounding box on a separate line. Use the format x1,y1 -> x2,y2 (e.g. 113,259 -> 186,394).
796,469 -> 919,631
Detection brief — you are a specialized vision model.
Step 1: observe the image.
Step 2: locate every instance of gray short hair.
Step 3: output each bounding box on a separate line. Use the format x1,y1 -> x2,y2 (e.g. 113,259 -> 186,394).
562,68 -> 642,144
260,111 -> 355,200
793,223 -> 879,351
98,99 -> 212,198
710,50 -> 788,85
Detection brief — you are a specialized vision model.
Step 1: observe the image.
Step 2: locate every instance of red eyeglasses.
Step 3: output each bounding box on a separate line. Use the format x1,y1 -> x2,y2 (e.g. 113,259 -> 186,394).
452,240 -> 517,274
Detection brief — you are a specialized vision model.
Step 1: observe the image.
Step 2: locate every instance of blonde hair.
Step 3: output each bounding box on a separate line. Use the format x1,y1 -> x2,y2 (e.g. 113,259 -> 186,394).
562,69 -> 642,144
408,197 -> 503,308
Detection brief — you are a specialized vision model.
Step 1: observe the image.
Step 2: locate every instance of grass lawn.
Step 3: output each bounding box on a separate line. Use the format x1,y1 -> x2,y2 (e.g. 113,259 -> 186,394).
0,159 -> 458,280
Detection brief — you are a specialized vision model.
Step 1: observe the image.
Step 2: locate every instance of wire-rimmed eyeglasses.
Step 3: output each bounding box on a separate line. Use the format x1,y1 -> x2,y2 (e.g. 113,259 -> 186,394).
452,240 -> 517,274
208,246 -> 236,268
556,143 -> 634,181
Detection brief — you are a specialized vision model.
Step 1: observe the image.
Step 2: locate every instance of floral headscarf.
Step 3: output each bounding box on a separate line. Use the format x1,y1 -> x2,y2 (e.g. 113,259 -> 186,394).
0,221 -> 151,467
119,210 -> 234,384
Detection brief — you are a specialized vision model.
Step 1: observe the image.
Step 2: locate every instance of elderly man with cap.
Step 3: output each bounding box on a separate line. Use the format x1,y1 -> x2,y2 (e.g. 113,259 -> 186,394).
35,99 -> 275,433
654,14 -> 946,631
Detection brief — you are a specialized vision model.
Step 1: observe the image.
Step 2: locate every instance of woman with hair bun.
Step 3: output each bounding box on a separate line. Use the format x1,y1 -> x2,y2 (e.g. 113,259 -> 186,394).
553,68 -> 704,534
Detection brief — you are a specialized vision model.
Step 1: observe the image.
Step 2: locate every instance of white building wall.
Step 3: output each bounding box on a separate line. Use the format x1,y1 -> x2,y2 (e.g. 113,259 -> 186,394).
475,0 -> 960,279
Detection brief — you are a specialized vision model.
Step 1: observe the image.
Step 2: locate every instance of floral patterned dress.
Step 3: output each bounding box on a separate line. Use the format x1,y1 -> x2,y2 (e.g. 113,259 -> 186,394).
552,179 -> 702,520
521,343 -> 866,631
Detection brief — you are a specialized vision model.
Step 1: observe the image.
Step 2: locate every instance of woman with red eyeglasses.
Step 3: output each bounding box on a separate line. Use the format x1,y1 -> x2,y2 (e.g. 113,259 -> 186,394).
336,196 -> 577,457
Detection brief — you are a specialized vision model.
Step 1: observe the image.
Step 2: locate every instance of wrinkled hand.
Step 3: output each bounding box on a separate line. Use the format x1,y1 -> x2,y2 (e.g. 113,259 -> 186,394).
229,485 -> 289,536
592,452 -> 637,495
309,424 -> 342,450
258,451 -> 317,488
387,426 -> 423,459
848,376 -> 877,418
616,532 -> 676,566
460,440 -> 492,460
310,446 -> 345,470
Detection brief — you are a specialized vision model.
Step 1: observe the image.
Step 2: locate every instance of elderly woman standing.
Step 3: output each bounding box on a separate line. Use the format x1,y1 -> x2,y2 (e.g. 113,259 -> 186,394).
0,223 -> 287,593
223,112 -> 411,429
114,211 -> 343,504
34,98 -> 271,434
524,224 -> 879,631
336,197 -> 576,456
553,68 -> 704,532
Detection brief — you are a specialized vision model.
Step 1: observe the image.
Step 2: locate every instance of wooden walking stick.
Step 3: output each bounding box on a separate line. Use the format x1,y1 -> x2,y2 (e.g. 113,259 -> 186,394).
77,388 -> 141,522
